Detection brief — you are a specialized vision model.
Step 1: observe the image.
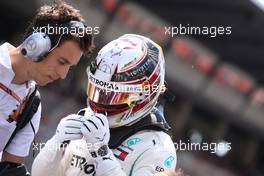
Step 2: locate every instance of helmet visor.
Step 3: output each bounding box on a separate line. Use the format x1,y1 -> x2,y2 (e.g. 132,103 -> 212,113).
86,71 -> 146,107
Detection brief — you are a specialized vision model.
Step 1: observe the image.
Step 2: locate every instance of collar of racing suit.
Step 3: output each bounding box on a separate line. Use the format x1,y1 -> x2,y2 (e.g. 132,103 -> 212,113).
108,103 -> 171,149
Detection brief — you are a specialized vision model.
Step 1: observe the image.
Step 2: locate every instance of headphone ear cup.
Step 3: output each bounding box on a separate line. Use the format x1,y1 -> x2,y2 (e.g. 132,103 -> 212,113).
21,32 -> 51,62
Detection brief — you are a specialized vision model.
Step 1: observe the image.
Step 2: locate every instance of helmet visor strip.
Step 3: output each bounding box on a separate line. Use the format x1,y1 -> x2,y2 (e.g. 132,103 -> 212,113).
86,71 -> 147,107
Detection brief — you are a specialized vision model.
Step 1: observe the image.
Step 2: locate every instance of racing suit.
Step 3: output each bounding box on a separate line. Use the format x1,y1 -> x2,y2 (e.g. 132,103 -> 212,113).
31,108 -> 176,176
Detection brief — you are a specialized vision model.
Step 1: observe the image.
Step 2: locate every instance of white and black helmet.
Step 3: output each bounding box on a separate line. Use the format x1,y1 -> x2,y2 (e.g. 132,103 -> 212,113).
86,34 -> 166,128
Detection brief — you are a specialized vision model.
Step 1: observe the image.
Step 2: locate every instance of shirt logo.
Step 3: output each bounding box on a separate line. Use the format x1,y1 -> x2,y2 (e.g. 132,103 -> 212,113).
114,144 -> 133,161
127,138 -> 141,147
70,154 -> 95,175
26,39 -> 37,51
155,166 -> 165,172
114,147 -> 129,161
164,156 -> 175,168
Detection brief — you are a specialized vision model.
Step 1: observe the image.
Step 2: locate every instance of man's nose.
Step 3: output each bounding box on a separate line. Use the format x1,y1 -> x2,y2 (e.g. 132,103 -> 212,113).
57,66 -> 70,80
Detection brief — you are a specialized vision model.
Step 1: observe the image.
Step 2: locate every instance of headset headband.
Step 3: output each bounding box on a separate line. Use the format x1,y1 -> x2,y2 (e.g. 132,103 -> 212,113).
21,20 -> 86,61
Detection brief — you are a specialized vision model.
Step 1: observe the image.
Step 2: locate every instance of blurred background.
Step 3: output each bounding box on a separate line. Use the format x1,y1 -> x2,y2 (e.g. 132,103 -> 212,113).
1,0 -> 264,175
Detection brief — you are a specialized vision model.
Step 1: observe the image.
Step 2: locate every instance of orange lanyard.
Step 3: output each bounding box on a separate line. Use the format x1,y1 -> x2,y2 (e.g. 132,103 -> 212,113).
0,82 -> 30,122
0,82 -> 22,104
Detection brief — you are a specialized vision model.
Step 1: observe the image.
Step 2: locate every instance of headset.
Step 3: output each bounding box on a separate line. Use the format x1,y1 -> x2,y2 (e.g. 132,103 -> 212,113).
20,20 -> 85,62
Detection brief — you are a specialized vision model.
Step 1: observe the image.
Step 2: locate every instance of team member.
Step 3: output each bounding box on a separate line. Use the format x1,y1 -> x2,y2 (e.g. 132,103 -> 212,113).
0,1 -> 94,174
32,34 -> 176,176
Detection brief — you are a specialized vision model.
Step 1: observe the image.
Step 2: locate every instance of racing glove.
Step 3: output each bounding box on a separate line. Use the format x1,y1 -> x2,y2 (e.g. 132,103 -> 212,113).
80,112 -> 125,176
54,114 -> 85,145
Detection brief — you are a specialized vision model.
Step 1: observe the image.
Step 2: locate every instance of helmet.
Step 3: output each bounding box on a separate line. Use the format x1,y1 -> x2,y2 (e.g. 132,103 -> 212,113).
86,34 -> 165,128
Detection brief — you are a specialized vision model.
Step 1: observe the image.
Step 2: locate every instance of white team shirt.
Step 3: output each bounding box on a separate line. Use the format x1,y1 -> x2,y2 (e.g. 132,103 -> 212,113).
32,129 -> 177,176
0,43 -> 41,157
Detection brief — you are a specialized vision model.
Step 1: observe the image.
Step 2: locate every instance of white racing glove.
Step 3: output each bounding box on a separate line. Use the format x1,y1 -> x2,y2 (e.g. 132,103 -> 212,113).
80,110 -> 124,176
80,113 -> 110,152
55,114 -> 86,144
